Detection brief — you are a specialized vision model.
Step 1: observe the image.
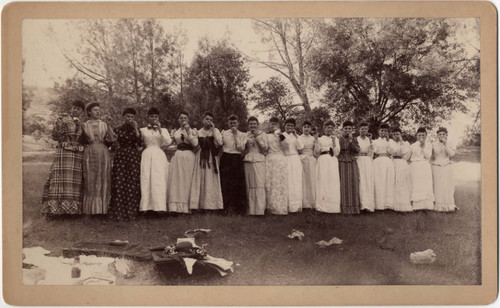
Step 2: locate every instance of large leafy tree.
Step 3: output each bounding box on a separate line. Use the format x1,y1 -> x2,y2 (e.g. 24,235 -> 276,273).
184,38 -> 250,129
311,18 -> 479,134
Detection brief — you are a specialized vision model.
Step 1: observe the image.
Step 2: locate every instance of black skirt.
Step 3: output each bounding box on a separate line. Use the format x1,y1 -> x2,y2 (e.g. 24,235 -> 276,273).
219,152 -> 247,214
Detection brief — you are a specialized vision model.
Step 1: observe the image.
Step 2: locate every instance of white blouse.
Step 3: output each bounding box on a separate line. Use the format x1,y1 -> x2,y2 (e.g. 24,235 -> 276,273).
409,141 -> 432,162
432,141 -> 456,166
221,129 -> 247,154
388,140 -> 411,160
171,127 -> 199,147
197,127 -> 223,146
282,132 -> 304,155
357,136 -> 373,155
372,138 -> 390,155
140,127 -> 172,148
298,134 -> 315,156
266,129 -> 286,155
314,135 -> 340,157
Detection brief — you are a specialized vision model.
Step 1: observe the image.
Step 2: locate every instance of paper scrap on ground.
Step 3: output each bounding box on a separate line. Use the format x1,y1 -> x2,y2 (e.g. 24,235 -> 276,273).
287,229 -> 305,241
183,258 -> 198,275
184,229 -> 212,238
410,249 -> 437,264
315,237 -> 343,248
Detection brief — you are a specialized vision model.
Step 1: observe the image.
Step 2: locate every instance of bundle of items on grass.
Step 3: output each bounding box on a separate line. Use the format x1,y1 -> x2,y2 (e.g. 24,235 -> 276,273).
150,238 -> 234,277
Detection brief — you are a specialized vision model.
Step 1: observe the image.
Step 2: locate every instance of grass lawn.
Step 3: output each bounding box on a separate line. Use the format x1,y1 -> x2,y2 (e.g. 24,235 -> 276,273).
22,146 -> 481,285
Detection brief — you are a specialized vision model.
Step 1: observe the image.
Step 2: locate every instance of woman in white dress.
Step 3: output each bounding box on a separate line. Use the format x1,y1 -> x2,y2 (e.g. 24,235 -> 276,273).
167,111 -> 198,213
356,122 -> 375,212
189,112 -> 223,211
388,127 -> 412,212
431,127 -> 457,212
372,123 -> 395,210
244,116 -> 268,215
409,127 -> 435,210
265,117 -> 289,215
314,121 -> 341,213
139,107 -> 172,212
282,118 -> 304,213
298,121 -> 317,209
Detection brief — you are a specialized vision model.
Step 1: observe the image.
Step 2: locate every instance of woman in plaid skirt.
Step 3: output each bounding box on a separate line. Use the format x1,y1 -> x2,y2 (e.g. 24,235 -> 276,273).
41,100 -> 86,215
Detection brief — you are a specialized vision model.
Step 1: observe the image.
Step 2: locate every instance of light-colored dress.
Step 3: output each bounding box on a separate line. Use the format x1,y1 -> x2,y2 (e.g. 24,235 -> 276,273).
409,141 -> 435,210
432,141 -> 457,212
189,128 -> 223,210
314,135 -> 341,213
265,130 -> 289,215
372,138 -> 395,210
244,131 -> 268,215
81,120 -> 116,214
356,136 -> 374,211
139,126 -> 171,212
388,139 -> 412,212
298,134 -> 316,209
167,128 -> 198,213
282,132 -> 304,213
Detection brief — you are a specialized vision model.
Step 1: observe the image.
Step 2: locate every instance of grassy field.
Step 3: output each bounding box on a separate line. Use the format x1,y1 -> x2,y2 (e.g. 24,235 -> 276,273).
22,146 -> 481,285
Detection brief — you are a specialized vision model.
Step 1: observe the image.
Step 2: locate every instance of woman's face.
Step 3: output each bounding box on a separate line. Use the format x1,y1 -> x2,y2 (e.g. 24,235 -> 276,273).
285,123 -> 295,133
269,121 -> 279,131
438,131 -> 447,140
379,128 -> 388,138
324,125 -> 335,135
203,115 -> 213,128
417,132 -> 427,141
343,126 -> 353,136
248,120 -> 259,131
178,114 -> 188,126
228,119 -> 239,129
89,106 -> 101,119
392,132 -> 401,141
359,126 -> 368,136
302,124 -> 311,135
71,106 -> 83,118
148,115 -> 159,124
124,113 -> 135,124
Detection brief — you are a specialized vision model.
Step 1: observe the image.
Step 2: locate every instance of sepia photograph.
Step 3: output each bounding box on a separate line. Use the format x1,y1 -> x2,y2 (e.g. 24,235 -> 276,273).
20,16 -> 484,288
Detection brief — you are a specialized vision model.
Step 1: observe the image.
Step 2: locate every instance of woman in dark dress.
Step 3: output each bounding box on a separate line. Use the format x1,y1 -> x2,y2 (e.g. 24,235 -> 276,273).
338,120 -> 361,214
108,108 -> 142,221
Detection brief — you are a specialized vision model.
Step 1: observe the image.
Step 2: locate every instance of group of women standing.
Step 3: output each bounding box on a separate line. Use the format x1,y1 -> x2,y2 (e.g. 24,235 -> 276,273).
41,101 -> 458,221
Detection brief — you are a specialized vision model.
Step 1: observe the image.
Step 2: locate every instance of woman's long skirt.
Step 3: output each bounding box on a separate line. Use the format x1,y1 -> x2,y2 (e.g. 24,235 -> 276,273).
356,156 -> 374,211
190,152 -> 223,210
108,147 -> 141,220
41,148 -> 83,215
82,143 -> 112,214
392,159 -> 412,212
432,164 -> 457,212
265,153 -> 288,215
373,157 -> 395,210
139,146 -> 169,212
286,154 -> 303,213
339,161 -> 360,214
301,155 -> 316,209
220,153 -> 247,215
315,155 -> 341,213
410,161 -> 435,210
244,161 -> 266,215
168,150 -> 196,213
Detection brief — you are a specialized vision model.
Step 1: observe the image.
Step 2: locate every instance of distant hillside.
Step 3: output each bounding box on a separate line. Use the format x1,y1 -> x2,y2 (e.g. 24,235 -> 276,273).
24,85 -> 58,121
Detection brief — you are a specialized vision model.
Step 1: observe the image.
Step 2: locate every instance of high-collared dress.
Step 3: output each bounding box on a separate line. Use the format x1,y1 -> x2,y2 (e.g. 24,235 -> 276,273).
81,119 -> 116,214
265,130 -> 288,215
139,125 -> 172,212
167,127 -> 198,213
409,141 -> 435,210
189,127 -> 224,211
298,134 -> 316,209
42,113 -> 85,215
244,131 -> 268,215
108,123 -> 142,221
372,137 -> 395,210
220,129 -> 248,214
282,132 -> 304,213
356,136 -> 374,211
431,141 -> 457,212
388,139 -> 412,212
338,135 -> 361,214
314,135 -> 341,213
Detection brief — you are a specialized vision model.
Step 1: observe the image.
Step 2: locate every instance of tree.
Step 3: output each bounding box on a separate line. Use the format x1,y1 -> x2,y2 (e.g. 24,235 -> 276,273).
250,77 -> 300,122
252,19 -> 319,115
47,77 -> 101,116
184,39 -> 250,128
311,18 -> 479,135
